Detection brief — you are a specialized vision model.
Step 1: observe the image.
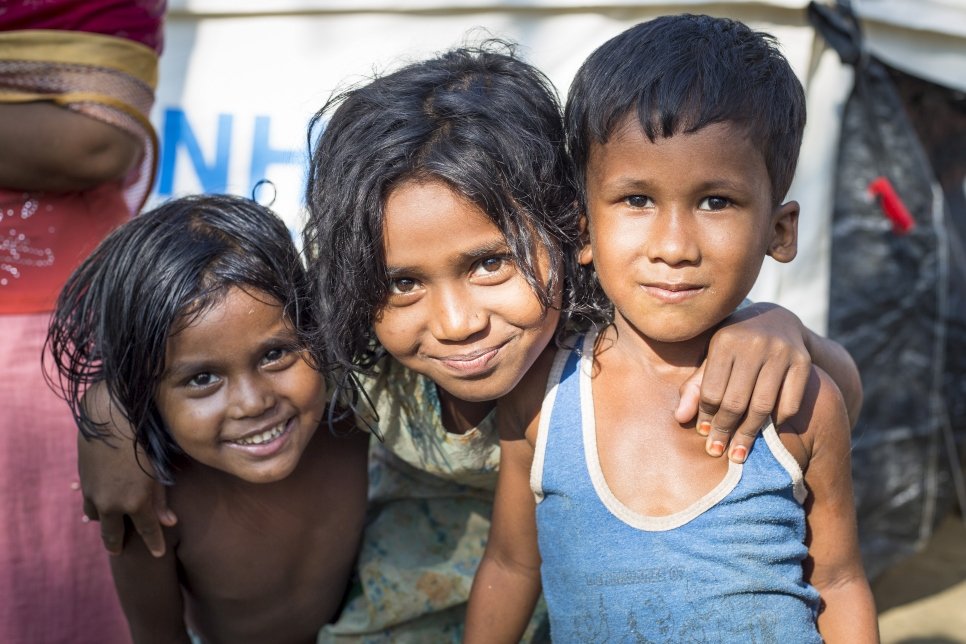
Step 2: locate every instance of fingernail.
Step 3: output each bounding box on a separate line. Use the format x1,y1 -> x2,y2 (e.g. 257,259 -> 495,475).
81,515 -> 90,524
709,441 -> 725,457
698,421 -> 712,436
730,445 -> 748,463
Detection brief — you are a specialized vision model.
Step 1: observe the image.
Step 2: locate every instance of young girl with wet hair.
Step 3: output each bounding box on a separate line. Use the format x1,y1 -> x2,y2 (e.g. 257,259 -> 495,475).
47,194 -> 367,643
79,42 -> 861,642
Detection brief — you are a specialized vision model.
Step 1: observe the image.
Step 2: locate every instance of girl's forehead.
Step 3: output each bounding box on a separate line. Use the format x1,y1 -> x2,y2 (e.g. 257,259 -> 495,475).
170,286 -> 287,336
382,180 -> 509,262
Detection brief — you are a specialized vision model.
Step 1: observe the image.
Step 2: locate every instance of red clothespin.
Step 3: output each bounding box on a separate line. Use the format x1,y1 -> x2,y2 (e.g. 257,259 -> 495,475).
868,176 -> 915,234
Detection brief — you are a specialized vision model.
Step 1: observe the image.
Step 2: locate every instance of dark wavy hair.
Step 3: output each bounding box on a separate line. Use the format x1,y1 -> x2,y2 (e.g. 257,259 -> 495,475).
45,194 -> 312,484
564,14 -> 807,324
303,40 -> 592,396
566,13 -> 807,209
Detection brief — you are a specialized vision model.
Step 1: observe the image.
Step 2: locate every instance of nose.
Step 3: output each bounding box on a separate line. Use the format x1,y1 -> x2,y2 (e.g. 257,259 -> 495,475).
429,283 -> 487,342
228,373 -> 277,419
647,206 -> 699,266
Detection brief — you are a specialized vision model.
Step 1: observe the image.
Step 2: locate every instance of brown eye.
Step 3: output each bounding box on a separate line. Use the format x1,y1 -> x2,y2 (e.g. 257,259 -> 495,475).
389,278 -> 418,294
479,257 -> 505,273
187,372 -> 218,388
262,348 -> 286,363
699,196 -> 731,211
625,195 -> 653,208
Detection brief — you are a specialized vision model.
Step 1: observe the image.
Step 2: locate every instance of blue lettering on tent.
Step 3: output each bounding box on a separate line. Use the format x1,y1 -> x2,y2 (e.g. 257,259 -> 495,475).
157,108 -> 233,195
155,110 -> 302,199
250,115 -> 300,190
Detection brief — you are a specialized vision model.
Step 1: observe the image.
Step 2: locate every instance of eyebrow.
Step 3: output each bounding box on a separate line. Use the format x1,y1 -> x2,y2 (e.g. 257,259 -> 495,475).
384,238 -> 511,277
690,178 -> 751,194
162,328 -> 299,381
603,176 -> 750,194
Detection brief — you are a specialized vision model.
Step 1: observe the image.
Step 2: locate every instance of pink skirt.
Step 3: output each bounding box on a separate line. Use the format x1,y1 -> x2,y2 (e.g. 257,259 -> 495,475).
0,312 -> 130,643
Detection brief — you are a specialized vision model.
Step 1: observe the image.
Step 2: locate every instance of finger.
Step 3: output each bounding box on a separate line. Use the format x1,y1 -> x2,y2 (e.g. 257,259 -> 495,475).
702,358 -> 771,447
674,365 -> 704,425
99,514 -> 125,556
695,352 -> 735,424
130,509 -> 167,558
152,482 -> 178,528
724,357 -> 790,459
705,425 -> 733,457
82,498 -> 100,522
774,357 -> 811,426
725,428 -> 760,464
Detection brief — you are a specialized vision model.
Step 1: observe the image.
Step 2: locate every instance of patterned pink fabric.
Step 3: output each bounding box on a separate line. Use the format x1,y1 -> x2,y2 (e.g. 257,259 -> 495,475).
0,0 -> 166,54
0,313 -> 131,644
0,4 -> 163,642
0,185 -> 130,314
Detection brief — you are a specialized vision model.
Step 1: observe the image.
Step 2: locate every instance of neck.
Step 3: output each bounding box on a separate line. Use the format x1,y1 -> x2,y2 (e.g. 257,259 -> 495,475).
600,319 -> 714,385
437,386 -> 495,435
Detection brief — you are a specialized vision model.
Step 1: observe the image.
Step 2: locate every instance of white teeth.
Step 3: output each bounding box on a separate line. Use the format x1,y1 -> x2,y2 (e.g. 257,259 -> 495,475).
233,422 -> 285,446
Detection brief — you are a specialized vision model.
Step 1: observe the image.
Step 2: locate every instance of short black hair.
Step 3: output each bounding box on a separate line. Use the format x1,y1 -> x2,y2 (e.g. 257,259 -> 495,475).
303,40 -> 585,386
46,194 -> 311,484
566,13 -> 807,207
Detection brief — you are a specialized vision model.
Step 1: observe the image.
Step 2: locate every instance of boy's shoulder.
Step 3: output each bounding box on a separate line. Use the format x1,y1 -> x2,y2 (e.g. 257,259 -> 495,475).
777,365 -> 850,467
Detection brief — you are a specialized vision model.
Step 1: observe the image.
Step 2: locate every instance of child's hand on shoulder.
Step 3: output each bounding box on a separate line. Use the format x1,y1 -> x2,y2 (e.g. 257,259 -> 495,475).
78,382 -> 177,557
675,302 -> 813,462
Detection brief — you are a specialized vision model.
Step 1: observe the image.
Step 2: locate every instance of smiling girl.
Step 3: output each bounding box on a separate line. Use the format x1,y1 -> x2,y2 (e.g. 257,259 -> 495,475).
46,195 -> 368,643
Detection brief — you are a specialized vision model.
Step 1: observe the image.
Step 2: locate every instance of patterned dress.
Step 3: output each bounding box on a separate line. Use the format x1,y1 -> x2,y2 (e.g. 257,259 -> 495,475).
321,357 -> 548,643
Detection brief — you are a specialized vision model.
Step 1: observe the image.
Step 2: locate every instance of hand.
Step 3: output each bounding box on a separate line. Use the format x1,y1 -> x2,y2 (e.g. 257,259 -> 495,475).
77,385 -> 177,557
674,302 -> 812,462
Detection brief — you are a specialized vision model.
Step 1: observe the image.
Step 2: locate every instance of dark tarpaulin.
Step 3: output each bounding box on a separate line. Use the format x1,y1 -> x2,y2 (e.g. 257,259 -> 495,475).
810,1 -> 966,579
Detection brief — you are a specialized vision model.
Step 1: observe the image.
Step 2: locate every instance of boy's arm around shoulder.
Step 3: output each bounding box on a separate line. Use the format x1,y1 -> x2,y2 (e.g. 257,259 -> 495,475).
109,517 -> 191,644
789,367 -> 878,643
464,346 -> 554,643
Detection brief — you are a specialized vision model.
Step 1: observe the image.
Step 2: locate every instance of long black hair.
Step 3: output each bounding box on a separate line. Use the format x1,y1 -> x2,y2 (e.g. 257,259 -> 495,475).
45,194 -> 311,484
303,40 -> 593,400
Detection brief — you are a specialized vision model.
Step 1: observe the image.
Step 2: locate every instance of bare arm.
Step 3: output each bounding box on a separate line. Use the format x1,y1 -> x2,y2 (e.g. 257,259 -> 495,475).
795,369 -> 878,643
80,383 -> 177,557
465,433 -> 542,643
675,302 -> 862,462
110,521 -> 192,644
0,102 -> 141,191
465,350 -> 551,643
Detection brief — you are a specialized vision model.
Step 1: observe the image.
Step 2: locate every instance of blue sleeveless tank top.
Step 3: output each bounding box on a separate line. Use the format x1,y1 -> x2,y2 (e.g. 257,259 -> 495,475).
531,334 -> 822,643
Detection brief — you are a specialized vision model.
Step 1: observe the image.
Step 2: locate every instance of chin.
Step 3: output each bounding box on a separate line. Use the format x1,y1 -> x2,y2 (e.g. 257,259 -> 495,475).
440,379 -> 509,404
234,460 -> 299,485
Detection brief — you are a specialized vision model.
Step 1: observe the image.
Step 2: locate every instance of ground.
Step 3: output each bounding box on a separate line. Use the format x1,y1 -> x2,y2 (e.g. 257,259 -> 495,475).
875,512 -> 966,643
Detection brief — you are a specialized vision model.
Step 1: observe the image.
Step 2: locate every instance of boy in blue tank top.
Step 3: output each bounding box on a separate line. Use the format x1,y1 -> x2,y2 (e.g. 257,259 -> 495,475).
465,14 -> 878,643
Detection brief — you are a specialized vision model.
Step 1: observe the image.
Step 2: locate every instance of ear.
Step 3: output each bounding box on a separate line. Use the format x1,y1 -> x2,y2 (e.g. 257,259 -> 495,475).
577,213 -> 593,266
767,201 -> 799,264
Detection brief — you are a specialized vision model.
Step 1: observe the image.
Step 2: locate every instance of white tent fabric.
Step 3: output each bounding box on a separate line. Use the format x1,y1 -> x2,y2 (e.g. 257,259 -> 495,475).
152,0 -> 964,331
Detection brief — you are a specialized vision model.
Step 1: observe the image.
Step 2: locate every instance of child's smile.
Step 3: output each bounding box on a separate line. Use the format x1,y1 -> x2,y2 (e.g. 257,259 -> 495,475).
373,179 -> 560,415
155,287 -> 325,483
582,118 -> 798,353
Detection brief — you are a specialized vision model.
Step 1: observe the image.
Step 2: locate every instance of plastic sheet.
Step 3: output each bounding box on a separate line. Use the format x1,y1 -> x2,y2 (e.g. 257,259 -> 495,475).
813,0 -> 966,579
